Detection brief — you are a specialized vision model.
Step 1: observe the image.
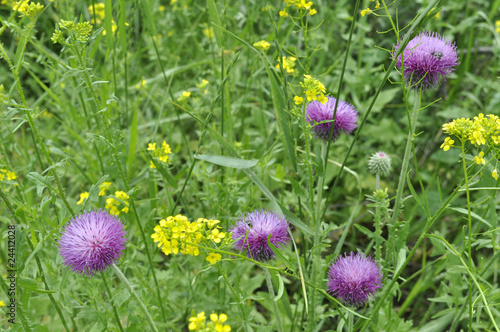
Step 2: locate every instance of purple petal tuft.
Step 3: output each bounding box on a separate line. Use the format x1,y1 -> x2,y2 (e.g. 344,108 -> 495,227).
393,31 -> 459,91
327,252 -> 382,306
306,97 -> 358,141
59,210 -> 127,276
229,210 -> 290,262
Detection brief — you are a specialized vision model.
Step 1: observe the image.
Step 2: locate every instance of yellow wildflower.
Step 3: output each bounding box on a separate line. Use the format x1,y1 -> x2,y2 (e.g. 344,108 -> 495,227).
474,151 -> 485,165
99,182 -> 112,196
300,74 -> 327,104
105,191 -> 129,216
14,1 -> 44,20
294,96 -> 304,105
149,141 -> 172,168
361,8 -> 372,17
196,79 -> 209,89
178,91 -> 191,102
279,9 -> 288,17
206,252 -> 222,264
440,137 -> 454,151
253,40 -> 271,51
135,77 -> 147,89
309,8 -> 317,15
496,21 -> 500,34
208,229 -> 226,243
211,313 -> 231,332
0,300 -> 5,306
159,5 -> 165,11
276,56 -> 297,74
493,169 -> 499,180
189,311 -> 206,331
203,27 -> 214,38
442,117 -> 479,143
77,192 -> 89,205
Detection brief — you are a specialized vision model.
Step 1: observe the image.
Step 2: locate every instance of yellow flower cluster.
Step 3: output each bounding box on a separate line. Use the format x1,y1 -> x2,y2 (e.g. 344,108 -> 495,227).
276,56 -> 297,75
253,40 -> 271,51
76,182 -> 129,215
295,74 -> 327,105
279,0 -> 316,17
188,311 -> 231,332
147,141 -> 172,168
51,20 -> 93,44
441,113 -> 500,180
442,114 -> 500,146
361,0 -> 380,17
496,20 -> 500,34
0,169 -> 17,181
105,191 -> 130,216
151,215 -> 229,264
13,1 -> 44,20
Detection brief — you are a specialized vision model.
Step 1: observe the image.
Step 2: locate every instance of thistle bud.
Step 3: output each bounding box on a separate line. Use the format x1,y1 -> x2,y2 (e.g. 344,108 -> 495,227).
368,151 -> 392,177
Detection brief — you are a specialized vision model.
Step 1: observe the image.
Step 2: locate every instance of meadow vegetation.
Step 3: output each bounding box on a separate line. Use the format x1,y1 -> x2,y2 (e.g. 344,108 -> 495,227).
1,0 -> 500,331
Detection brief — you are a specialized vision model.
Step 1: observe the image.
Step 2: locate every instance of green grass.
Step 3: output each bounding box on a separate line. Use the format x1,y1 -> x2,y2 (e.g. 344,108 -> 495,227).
1,0 -> 500,331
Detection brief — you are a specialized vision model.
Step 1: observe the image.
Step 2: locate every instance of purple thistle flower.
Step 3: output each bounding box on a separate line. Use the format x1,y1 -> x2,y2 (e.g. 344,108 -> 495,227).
229,210 -> 290,262
59,210 -> 127,276
393,31 -> 459,91
306,97 -> 358,141
327,252 -> 382,306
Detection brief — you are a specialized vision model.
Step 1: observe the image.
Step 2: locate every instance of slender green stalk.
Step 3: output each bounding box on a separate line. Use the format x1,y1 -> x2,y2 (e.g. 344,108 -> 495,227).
216,263 -> 250,332
308,141 -> 328,330
111,264 -> 158,332
265,267 -> 284,332
388,92 -> 421,263
460,141 -> 474,331
102,272 -> 125,332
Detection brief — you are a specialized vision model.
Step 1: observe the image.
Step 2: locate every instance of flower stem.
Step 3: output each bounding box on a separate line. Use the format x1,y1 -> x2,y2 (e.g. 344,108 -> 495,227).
389,91 -> 421,263
460,141 -> 474,331
102,271 -> 125,332
111,264 -> 158,332
265,267 -> 284,332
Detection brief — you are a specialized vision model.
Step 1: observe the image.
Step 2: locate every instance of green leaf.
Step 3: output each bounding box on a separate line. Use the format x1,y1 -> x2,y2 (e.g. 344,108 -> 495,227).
354,224 -> 385,243
207,0 -> 223,48
448,207 -> 492,227
26,172 -> 56,197
195,154 -> 259,169
274,272 -> 285,301
395,249 -> 407,275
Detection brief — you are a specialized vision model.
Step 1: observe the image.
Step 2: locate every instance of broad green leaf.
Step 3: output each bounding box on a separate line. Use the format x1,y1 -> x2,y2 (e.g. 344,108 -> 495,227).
195,154 -> 259,169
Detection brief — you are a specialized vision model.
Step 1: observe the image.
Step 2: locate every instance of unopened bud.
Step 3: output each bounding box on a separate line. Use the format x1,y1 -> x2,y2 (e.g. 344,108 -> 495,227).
368,151 -> 392,177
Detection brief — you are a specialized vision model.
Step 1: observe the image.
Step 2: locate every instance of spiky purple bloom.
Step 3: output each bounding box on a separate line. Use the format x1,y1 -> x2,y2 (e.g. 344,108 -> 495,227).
306,97 -> 358,141
59,210 -> 127,276
393,31 -> 459,91
327,252 -> 382,306
230,210 -> 291,262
